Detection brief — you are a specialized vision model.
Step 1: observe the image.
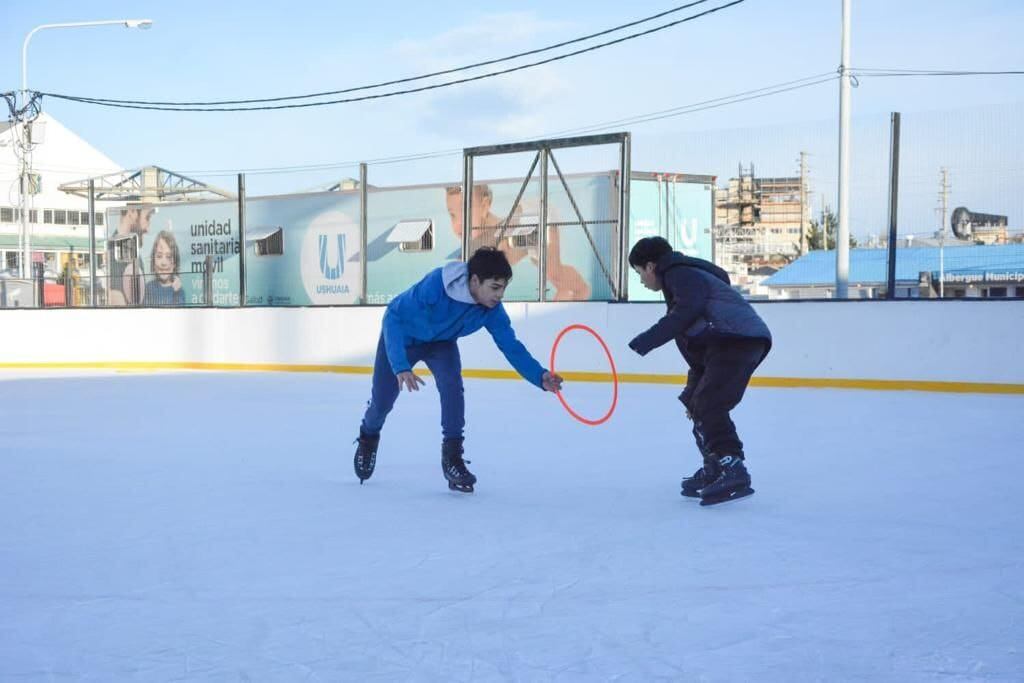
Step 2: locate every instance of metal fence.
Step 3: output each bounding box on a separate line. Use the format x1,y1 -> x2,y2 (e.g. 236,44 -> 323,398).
2,105 -> 1021,309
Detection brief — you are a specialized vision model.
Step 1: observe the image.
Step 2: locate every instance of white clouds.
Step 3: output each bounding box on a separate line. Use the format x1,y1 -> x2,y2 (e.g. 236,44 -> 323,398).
393,11 -> 575,141
395,11 -> 570,69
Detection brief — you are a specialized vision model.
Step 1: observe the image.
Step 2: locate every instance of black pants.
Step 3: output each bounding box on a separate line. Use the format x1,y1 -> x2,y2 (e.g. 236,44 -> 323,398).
682,339 -> 767,459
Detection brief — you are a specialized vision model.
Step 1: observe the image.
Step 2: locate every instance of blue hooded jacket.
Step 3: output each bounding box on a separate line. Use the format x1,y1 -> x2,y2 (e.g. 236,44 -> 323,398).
382,262 -> 547,389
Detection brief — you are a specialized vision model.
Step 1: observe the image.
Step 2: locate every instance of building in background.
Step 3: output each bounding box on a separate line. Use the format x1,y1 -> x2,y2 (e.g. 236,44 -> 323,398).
762,244 -> 1024,299
713,163 -> 809,297
0,113 -> 123,277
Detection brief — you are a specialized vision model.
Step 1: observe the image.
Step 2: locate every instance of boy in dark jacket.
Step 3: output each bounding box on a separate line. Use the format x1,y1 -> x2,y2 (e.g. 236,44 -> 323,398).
627,237 -> 771,506
353,248 -> 563,492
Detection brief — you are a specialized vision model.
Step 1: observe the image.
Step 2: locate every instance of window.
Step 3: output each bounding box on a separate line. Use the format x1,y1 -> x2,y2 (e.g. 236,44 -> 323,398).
250,227 -> 284,256
53,210 -> 67,225
112,235 -> 138,262
988,287 -> 1007,298
0,208 -> 12,222
1016,287 -> 1024,298
43,209 -> 53,224
954,289 -> 966,298
68,211 -> 80,225
95,212 -> 104,226
5,253 -> 18,271
29,210 -> 38,223
80,212 -> 90,225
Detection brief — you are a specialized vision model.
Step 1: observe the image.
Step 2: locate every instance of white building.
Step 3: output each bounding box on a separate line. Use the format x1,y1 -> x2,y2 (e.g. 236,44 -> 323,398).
0,113 -> 123,276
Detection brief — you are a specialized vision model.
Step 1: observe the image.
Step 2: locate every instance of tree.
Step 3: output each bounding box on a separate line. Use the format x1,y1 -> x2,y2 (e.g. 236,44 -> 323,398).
807,209 -> 858,250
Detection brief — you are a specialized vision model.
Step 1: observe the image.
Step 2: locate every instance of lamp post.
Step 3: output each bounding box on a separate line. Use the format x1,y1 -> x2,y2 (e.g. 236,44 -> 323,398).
19,19 -> 153,279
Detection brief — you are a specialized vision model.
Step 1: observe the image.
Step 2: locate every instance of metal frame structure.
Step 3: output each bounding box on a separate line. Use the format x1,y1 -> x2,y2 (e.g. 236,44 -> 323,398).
58,165 -> 234,203
462,132 -> 631,301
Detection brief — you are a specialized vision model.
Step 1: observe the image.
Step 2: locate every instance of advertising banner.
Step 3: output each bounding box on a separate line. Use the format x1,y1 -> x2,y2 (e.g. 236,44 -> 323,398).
627,175 -> 714,301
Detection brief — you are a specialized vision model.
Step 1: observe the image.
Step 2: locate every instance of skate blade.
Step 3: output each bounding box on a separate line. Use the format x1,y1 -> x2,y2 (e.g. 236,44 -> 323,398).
699,487 -> 754,507
447,481 -> 474,493
680,489 -> 702,499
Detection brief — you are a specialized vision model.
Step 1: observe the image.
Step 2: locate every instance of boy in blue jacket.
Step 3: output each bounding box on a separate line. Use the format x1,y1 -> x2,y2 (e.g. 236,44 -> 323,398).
354,248 -> 563,492
627,237 -> 771,506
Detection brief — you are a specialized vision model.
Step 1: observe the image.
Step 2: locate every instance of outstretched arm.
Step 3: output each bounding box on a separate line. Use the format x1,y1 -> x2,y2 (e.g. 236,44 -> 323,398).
484,307 -> 548,389
628,269 -> 708,355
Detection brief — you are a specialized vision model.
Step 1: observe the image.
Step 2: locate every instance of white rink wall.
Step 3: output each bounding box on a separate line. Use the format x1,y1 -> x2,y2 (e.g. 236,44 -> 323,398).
2,300 -> 1023,385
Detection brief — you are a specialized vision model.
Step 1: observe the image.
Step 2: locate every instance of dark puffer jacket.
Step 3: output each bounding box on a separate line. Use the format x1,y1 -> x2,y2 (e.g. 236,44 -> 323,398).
628,252 -> 772,359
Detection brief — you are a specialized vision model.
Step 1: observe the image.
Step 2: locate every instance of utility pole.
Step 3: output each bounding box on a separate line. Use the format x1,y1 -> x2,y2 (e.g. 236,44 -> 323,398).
938,167 -> 951,298
799,151 -> 809,255
820,193 -> 828,251
836,0 -> 852,298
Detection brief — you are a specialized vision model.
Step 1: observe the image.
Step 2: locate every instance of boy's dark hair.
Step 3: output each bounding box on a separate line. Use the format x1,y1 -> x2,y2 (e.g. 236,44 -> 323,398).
467,247 -> 513,282
628,236 -> 673,268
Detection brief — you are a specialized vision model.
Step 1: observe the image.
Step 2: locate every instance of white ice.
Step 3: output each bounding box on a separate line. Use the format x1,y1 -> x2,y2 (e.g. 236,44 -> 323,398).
1,371 -> 1022,681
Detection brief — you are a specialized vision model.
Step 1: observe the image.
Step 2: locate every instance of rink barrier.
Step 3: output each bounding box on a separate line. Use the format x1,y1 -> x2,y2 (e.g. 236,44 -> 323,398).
2,361 -> 1023,395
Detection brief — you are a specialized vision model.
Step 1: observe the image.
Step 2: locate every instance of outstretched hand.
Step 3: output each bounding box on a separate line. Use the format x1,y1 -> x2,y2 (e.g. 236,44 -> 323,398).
542,371 -> 564,393
396,371 -> 426,392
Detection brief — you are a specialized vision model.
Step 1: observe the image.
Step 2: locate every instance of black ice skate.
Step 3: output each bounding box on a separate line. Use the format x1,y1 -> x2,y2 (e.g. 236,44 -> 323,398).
698,454 -> 754,506
441,438 -> 476,493
681,457 -> 721,498
353,430 -> 380,484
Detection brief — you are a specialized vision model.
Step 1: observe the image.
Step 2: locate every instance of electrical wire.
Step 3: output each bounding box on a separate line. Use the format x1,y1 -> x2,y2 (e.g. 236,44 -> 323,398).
41,0 -> 747,112
852,68 -> 1024,78
177,72 -> 837,176
41,1 -> 716,107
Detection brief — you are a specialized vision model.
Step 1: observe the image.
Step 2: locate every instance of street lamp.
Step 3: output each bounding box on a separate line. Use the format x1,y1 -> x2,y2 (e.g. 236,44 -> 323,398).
18,19 -> 154,279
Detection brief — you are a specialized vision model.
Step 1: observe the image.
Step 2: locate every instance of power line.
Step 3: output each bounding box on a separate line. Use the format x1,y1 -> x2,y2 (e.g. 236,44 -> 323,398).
852,68 -> 1024,77
179,72 -> 836,176
184,149 -> 463,177
545,73 -> 837,137
41,1 -> 715,107
41,0 -> 747,112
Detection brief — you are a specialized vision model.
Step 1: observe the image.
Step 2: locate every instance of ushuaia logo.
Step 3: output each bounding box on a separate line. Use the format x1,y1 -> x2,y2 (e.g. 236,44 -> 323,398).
301,211 -> 358,304
319,234 -> 345,280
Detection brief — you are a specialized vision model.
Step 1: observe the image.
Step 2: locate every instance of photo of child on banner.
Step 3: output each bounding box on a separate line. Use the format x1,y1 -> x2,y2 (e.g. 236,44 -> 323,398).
144,230 -> 185,306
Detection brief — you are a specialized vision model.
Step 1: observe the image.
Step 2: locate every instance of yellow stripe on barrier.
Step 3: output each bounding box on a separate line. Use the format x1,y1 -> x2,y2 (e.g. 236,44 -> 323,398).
1,362 -> 1022,395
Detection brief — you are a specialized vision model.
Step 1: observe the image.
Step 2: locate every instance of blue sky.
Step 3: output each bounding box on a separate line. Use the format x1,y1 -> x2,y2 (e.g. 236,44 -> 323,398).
4,0 -> 1022,236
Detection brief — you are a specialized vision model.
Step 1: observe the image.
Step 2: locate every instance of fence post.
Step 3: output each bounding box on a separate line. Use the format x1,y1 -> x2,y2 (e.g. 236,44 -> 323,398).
617,133 -> 632,301
88,179 -> 97,307
204,255 -> 213,306
33,261 -> 43,307
538,147 -> 549,302
886,112 -> 901,299
461,152 -> 473,261
64,259 -> 73,307
237,173 -> 246,307
359,162 -> 368,304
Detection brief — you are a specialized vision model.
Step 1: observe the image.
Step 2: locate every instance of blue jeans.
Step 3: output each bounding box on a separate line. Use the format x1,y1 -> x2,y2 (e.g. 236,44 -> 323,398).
360,334 -> 465,440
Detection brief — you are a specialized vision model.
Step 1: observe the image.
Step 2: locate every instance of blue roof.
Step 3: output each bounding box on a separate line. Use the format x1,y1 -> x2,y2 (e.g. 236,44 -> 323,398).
763,244 -> 1024,287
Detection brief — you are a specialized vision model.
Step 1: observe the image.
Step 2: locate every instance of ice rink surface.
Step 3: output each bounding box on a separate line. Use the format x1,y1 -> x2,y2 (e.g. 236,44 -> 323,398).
1,370 -> 1022,681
